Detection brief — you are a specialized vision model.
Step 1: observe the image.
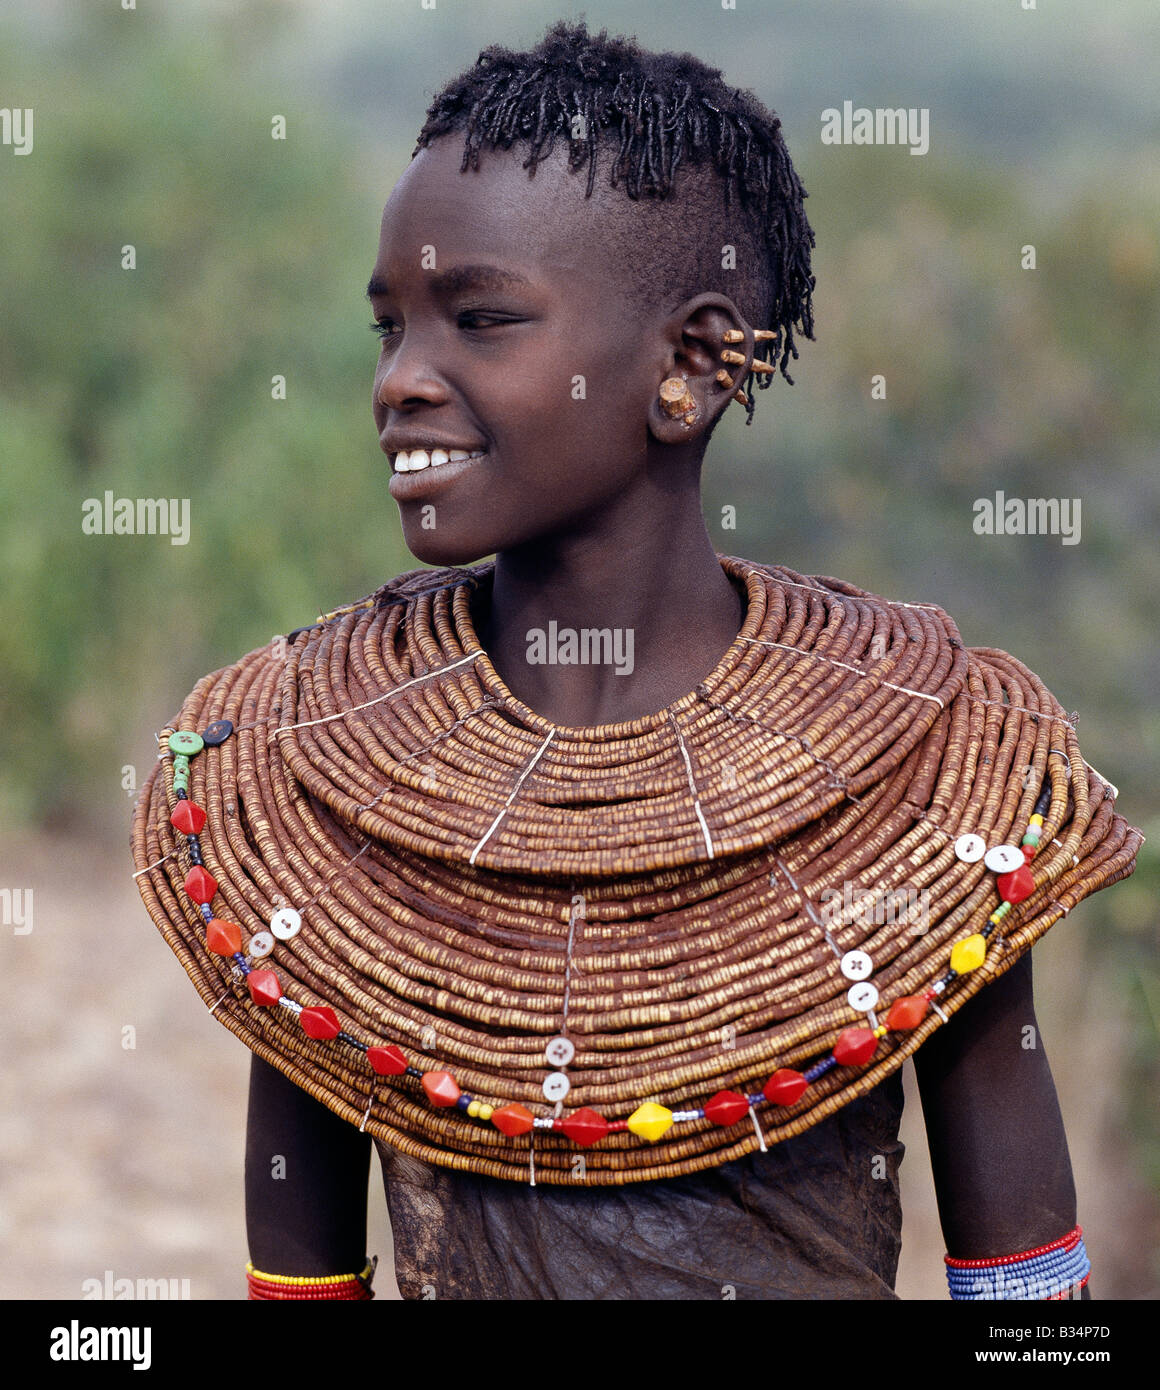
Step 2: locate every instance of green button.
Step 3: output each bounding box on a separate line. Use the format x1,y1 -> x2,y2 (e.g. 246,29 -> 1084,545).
168,731 -> 205,757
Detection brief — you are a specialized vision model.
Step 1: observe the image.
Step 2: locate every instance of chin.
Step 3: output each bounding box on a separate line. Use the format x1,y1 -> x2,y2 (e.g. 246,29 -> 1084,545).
400,524 -> 493,569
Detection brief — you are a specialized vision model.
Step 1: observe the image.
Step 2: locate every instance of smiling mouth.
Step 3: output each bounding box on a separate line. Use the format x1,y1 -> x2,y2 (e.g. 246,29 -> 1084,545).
391,447 -> 487,473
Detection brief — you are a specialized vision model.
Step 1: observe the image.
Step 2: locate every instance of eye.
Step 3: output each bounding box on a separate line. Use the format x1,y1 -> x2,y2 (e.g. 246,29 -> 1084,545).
369,318 -> 400,340
457,311 -> 515,330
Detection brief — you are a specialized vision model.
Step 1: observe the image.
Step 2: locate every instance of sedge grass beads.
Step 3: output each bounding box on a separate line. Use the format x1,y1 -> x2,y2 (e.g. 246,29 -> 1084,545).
132,558 -> 1141,1184
160,725 -> 1062,1160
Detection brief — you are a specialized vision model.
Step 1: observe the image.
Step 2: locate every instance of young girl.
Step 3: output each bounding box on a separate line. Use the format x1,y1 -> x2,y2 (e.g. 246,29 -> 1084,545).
133,20 -> 1141,1301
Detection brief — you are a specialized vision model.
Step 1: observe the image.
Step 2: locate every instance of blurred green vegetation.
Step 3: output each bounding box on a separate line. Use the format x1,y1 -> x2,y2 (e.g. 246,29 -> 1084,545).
1,2 -> 1157,1205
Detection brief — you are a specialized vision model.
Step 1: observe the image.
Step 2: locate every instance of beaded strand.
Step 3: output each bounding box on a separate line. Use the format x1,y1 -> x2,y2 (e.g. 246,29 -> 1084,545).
945,1225 -> 1090,1301
164,726 -> 1060,1155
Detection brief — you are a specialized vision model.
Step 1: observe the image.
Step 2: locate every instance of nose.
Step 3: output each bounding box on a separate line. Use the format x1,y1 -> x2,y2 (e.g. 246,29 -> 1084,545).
375,336 -> 448,410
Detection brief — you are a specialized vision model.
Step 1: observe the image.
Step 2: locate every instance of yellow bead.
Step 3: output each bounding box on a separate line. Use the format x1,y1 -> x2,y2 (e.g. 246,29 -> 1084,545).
873,1025 -> 888,1038
1029,813 -> 1044,827
950,933 -> 987,973
467,1100 -> 481,1118
627,1101 -> 674,1143
477,1103 -> 493,1121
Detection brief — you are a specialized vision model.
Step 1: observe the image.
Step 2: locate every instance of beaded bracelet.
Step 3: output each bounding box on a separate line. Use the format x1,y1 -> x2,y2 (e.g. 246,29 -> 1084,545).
945,1225 -> 1089,1300
245,1257 -> 376,1301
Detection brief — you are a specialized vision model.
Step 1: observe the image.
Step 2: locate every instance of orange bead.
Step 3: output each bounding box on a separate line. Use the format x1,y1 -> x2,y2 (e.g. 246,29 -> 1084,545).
492,1103 -> 535,1136
205,918 -> 242,955
421,1070 -> 461,1107
885,995 -> 928,1031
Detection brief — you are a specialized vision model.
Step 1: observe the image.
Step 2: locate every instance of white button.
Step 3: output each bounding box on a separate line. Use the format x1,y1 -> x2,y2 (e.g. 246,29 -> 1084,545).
248,931 -> 275,958
954,833 -> 986,864
984,845 -> 1024,874
542,1071 -> 571,1102
270,907 -> 302,940
544,1036 -> 575,1067
848,982 -> 879,1011
840,950 -> 874,981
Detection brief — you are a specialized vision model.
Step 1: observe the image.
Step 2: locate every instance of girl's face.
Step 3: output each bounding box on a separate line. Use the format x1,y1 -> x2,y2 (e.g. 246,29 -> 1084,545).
369,136 -> 680,566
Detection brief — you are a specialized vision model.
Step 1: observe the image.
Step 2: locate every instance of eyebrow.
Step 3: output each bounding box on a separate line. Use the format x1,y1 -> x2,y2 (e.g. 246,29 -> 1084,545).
365,264 -> 535,301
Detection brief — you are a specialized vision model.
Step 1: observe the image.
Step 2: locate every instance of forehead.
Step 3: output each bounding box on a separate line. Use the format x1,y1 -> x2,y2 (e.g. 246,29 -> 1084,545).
375,136 -> 623,283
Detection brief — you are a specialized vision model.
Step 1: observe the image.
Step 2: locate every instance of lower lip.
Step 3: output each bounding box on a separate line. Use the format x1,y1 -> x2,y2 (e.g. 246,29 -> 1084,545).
388,452 -> 489,500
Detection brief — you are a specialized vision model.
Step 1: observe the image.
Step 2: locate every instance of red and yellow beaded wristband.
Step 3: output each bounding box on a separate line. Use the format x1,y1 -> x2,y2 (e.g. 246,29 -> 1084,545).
245,1258 -> 376,1301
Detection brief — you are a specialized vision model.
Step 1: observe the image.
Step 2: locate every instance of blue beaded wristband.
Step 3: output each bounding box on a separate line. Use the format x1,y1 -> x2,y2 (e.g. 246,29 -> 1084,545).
946,1234 -> 1090,1300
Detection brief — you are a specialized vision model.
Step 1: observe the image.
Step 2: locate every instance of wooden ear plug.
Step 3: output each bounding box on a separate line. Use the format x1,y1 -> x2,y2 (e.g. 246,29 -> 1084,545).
717,328 -> 780,411
659,376 -> 698,425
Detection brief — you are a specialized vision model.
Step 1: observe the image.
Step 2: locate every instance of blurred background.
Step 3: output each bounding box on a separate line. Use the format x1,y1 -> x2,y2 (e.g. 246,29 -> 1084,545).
1,0 -> 1156,1300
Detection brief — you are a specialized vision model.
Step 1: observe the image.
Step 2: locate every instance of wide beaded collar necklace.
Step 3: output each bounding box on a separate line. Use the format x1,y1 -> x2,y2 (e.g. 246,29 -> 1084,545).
132,555 -> 1140,1184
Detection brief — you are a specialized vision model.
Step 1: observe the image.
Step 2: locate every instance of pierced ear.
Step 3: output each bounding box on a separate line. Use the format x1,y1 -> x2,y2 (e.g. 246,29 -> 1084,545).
650,373 -> 705,444
649,296 -> 758,443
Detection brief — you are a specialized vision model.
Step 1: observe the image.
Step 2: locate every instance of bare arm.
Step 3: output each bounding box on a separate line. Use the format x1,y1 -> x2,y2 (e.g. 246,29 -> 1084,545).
913,950 -> 1089,1296
244,1053 -> 373,1275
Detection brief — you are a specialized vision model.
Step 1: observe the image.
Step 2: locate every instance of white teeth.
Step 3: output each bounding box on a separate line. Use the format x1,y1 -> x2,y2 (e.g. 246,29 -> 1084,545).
393,447 -> 486,473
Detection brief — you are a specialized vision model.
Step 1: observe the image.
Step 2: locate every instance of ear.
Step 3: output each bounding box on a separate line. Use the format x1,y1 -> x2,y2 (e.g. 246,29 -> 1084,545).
648,294 -> 755,445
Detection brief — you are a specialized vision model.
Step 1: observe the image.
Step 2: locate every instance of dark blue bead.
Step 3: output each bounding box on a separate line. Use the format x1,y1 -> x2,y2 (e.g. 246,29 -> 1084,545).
175,788 -> 188,800
202,719 -> 234,747
405,1066 -> 423,1078
455,1095 -> 472,1111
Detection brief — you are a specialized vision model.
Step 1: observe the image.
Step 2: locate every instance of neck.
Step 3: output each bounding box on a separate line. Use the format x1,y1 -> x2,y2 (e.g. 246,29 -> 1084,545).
472,505 -> 745,729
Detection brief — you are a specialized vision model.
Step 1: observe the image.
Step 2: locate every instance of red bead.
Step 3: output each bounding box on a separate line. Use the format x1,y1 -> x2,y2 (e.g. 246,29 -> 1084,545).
183,866 -> 217,904
367,1044 -> 408,1076
560,1107 -> 610,1146
1022,844 -> 1037,862
205,918 -> 242,955
997,863 -> 1035,904
421,1070 -> 461,1107
885,995 -> 928,1031
763,1069 -> 808,1106
170,800 -> 207,835
834,1027 -> 878,1067
704,1090 -> 750,1126
607,1120 -> 629,1133
492,1103 -> 535,1136
248,970 -> 281,1006
300,1006 -> 340,1040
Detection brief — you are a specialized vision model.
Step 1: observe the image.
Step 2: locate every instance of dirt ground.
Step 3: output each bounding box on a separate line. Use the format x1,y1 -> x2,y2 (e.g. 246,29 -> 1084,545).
2,829 -> 1155,1301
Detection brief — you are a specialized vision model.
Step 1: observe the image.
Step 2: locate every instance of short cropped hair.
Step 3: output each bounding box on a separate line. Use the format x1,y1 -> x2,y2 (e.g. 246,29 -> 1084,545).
414,18 -> 816,423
